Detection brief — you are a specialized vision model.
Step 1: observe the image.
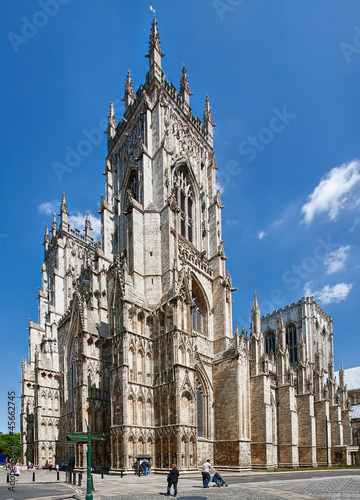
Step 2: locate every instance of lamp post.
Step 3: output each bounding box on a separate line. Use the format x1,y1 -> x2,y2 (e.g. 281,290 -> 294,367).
86,424 -> 92,500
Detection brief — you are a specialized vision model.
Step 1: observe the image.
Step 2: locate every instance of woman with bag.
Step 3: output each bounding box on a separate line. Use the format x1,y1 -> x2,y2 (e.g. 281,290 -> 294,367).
166,463 -> 179,497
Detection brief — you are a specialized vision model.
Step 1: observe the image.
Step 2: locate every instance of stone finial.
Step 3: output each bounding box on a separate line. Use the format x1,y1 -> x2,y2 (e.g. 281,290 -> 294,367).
339,361 -> 345,387
278,311 -> 286,349
85,212 -> 92,237
122,70 -> 135,109
146,16 -> 164,62
107,102 -> 116,139
179,65 -> 193,105
234,324 -> 239,336
251,291 -> 261,334
60,193 -> 69,230
44,224 -> 51,251
60,192 -> 68,214
51,213 -> 58,237
203,95 -> 215,125
202,95 -> 215,142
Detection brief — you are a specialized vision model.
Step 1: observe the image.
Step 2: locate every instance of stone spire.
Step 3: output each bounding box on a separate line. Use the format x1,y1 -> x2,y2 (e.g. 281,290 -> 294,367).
122,70 -> 135,110
107,102 -> 116,140
145,16 -> 164,81
60,193 -> 68,231
51,213 -> 58,238
202,95 -> 215,143
278,311 -> 286,349
328,333 -> 335,380
339,361 -> 345,388
298,331 -> 306,362
251,291 -> 261,334
179,65 -> 192,105
44,224 -> 50,251
84,212 -> 92,243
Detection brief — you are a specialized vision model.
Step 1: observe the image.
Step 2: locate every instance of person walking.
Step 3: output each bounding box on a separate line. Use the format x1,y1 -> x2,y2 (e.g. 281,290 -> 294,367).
202,459 -> 216,488
142,459 -> 149,476
166,463 -> 179,497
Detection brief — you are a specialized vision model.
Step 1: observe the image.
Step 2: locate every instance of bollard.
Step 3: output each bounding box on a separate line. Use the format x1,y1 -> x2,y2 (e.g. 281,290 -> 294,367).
120,470 -> 123,478
57,471 -> 60,481
6,474 -> 9,483
91,475 -> 95,492
101,468 -> 104,479
68,471 -> 72,484
73,472 -> 76,485
78,472 -> 82,487
32,471 -> 35,482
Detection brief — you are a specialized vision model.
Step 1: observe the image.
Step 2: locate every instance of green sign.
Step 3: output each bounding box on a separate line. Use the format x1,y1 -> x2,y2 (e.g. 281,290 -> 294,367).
65,426 -> 108,500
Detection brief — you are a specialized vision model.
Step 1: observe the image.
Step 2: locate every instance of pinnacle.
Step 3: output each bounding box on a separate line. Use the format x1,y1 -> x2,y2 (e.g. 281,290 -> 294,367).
252,291 -> 259,310
146,16 -> 164,58
60,193 -> 68,213
122,70 -> 135,102
85,212 -> 92,229
179,65 -> 192,96
203,95 -> 215,126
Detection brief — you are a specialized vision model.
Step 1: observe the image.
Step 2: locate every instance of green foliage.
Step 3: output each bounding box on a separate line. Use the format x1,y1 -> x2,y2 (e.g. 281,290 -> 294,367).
0,432 -> 20,460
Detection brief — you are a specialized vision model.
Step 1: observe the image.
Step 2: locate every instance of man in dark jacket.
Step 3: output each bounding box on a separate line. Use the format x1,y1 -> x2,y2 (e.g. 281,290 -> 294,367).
166,463 -> 179,497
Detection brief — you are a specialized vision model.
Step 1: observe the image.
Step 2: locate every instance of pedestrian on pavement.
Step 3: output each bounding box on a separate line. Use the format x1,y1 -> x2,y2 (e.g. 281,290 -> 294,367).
202,459 -> 216,488
142,459 -> 149,476
166,463 -> 179,497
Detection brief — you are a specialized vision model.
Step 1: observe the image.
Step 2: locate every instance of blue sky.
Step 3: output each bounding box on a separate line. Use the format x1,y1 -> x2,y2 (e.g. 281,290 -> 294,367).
1,0 -> 360,433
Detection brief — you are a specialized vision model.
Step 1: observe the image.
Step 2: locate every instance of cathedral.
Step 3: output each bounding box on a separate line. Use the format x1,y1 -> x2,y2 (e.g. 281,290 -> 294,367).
21,18 -> 359,471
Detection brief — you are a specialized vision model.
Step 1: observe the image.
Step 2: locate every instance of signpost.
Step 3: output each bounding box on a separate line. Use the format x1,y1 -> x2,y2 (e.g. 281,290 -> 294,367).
66,425 -> 107,500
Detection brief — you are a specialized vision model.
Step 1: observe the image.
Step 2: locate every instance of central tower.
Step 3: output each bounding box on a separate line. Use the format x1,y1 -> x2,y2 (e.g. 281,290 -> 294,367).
104,17 -> 251,470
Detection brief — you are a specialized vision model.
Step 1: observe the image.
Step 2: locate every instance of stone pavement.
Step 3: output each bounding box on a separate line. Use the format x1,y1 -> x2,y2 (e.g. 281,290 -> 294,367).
2,469 -> 360,500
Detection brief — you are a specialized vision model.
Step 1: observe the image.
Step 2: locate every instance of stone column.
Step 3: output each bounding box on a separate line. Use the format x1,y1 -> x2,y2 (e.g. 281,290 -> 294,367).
314,400 -> 331,466
250,374 -> 274,468
330,405 -> 343,446
278,385 -> 299,467
297,393 -> 317,466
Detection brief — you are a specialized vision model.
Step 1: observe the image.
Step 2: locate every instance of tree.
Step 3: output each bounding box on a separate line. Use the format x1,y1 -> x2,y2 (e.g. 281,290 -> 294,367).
0,433 -> 20,460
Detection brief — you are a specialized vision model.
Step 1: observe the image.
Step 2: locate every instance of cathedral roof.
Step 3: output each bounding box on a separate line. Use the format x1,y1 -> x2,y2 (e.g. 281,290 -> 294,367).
351,404 -> 360,419
335,366 -> 360,390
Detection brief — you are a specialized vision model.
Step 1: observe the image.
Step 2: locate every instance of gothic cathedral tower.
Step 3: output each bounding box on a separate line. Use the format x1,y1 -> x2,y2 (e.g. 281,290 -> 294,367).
105,17 -> 251,470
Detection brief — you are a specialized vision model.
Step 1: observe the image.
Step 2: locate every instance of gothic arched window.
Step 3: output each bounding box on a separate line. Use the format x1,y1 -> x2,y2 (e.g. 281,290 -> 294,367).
191,279 -> 207,335
286,324 -> 297,364
192,294 -> 202,332
174,167 -> 194,243
127,171 -> 139,201
196,380 -> 203,437
265,331 -> 275,355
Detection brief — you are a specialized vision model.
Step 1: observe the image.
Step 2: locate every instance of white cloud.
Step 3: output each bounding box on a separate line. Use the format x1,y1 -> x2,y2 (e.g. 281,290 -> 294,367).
304,281 -> 353,305
272,218 -> 284,227
68,211 -> 101,241
324,245 -> 351,274
257,230 -> 266,240
301,160 -> 360,224
38,200 -> 59,215
215,181 -> 225,195
226,220 -> 238,226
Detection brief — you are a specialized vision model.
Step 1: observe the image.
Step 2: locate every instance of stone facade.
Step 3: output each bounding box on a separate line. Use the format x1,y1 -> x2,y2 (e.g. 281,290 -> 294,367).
21,18 -> 358,471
